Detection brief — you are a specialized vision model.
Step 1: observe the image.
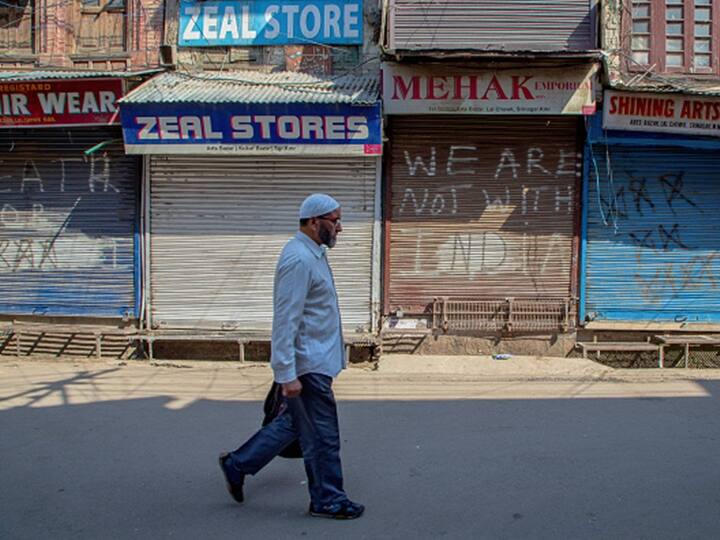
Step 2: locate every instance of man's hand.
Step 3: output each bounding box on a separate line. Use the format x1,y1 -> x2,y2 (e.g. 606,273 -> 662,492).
281,378 -> 302,398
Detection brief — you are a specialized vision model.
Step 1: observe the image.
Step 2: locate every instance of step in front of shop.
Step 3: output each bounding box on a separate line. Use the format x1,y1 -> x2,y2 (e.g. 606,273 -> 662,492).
137,331 -> 379,363
2,322 -> 140,360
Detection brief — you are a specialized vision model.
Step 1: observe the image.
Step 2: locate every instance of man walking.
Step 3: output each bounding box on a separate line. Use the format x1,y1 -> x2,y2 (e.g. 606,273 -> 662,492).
218,193 -> 364,520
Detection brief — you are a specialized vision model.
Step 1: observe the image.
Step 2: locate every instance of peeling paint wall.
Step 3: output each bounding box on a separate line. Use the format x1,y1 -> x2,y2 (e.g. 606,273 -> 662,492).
601,0 -> 624,82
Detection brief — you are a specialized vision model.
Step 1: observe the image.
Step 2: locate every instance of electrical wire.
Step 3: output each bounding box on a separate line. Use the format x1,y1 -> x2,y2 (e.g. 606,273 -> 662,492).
0,0 -> 163,61
603,130 -> 619,235
172,0 -> 380,81
604,0 -> 720,96
173,54 -> 380,85
1,0 -> 378,86
586,122 -> 608,228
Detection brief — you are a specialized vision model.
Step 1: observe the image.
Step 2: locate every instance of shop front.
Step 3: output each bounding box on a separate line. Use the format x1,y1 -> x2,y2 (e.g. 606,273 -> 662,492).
0,73 -> 140,319
120,71 -> 383,338
382,62 -> 598,333
582,90 -> 720,327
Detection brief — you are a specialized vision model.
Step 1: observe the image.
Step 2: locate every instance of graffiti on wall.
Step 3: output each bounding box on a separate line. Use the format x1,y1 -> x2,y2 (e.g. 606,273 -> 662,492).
395,144 -> 580,281
596,169 -> 719,306
0,153 -> 124,274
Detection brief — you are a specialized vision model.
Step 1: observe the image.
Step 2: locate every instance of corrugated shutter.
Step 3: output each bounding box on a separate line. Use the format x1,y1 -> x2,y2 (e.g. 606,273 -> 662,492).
149,155 -> 377,333
0,128 -> 139,318
387,0 -> 594,51
388,116 -> 580,314
584,145 -> 720,323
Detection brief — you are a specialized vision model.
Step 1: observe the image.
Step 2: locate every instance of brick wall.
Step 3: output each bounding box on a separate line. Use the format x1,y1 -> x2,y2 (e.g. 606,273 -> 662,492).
128,0 -> 165,69
167,0 -> 381,76
1,0 -> 165,70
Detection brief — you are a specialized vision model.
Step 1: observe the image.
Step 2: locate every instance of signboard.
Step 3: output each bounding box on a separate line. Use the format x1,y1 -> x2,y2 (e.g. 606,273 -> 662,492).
0,79 -> 123,128
120,102 -> 382,156
382,63 -> 597,115
603,90 -> 720,137
178,0 -> 363,46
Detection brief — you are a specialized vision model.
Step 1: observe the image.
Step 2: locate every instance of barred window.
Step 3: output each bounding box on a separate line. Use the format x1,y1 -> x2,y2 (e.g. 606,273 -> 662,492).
75,0 -> 128,54
0,0 -> 35,54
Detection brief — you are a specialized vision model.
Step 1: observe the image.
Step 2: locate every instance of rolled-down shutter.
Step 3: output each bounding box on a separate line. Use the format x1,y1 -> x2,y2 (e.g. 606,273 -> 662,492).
0,128 -> 139,317
149,155 -> 377,333
388,116 -> 580,314
388,0 -> 594,51
585,145 -> 720,323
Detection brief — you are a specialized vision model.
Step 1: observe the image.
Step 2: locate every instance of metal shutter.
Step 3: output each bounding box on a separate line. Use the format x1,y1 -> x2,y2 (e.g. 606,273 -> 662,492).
388,116 -> 580,315
387,0 -> 594,51
0,127 -> 139,318
148,155 -> 378,333
584,145 -> 720,323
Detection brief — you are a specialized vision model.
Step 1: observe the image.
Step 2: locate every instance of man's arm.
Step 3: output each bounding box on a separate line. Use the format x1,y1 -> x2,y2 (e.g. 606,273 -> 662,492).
271,255 -> 311,395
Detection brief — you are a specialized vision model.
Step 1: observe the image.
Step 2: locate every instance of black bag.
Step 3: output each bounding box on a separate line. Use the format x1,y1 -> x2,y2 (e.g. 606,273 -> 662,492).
262,382 -> 303,459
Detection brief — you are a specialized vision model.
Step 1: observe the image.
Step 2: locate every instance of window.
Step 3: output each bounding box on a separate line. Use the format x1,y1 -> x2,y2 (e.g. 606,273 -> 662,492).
74,0 -> 128,54
630,0 -> 719,73
0,0 -> 35,55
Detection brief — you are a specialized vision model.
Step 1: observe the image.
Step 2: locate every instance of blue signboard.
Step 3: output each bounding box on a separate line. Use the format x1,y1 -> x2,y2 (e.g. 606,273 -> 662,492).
120,101 -> 382,156
178,0 -> 364,46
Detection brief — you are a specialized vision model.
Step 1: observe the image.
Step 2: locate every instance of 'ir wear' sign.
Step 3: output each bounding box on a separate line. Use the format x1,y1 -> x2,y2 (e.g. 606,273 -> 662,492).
0,79 -> 122,128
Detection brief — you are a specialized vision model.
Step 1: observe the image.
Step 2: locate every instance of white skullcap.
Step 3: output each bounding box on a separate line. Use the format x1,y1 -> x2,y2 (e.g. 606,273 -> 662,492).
299,193 -> 340,219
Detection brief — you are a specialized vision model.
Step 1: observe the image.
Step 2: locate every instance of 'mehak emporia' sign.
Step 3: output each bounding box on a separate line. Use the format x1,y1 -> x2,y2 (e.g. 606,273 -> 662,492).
382,63 -> 597,115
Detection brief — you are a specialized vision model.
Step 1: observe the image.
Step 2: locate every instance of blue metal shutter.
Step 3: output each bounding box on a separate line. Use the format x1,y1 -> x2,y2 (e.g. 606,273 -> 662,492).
0,128 -> 140,318
583,144 -> 720,323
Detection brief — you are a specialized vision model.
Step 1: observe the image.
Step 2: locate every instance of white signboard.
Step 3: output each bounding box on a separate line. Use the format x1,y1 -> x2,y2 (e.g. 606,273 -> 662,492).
382,63 -> 597,115
603,90 -> 720,137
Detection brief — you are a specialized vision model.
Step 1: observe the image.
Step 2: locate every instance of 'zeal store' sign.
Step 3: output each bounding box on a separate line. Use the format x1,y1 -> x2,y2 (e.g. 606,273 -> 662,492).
383,63 -> 598,115
120,102 -> 383,156
179,0 -> 363,46
604,90 -> 720,137
0,79 -> 123,128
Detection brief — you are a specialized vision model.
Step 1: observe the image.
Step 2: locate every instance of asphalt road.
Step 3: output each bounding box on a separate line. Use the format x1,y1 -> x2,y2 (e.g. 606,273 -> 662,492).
1,358 -> 719,539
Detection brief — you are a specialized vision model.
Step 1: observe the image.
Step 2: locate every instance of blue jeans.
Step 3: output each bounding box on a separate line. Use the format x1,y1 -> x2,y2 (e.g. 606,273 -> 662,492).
225,373 -> 347,507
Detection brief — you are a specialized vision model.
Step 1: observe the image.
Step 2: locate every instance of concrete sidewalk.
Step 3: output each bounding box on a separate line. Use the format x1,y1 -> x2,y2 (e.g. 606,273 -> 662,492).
2,354 -> 720,409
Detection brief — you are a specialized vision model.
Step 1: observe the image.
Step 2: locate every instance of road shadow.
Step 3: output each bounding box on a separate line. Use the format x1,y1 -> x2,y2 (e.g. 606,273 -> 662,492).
1,380 -> 720,539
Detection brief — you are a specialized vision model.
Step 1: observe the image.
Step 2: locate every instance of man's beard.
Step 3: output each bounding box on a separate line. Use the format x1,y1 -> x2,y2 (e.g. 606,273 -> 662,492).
319,227 -> 336,248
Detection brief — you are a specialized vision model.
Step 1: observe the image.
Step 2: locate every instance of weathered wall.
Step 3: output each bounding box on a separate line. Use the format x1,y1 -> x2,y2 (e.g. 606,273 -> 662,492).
0,0 -> 164,69
601,0 -> 623,81
165,0 -> 381,74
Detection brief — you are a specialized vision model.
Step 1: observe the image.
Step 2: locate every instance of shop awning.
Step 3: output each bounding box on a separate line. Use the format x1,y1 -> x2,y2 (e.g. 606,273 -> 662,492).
119,70 -> 379,105
118,70 -> 382,156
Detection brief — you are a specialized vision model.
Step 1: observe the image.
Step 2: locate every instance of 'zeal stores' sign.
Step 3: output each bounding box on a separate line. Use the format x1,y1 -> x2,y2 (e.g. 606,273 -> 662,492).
383,63 -> 598,115
120,102 -> 382,156
0,79 -> 122,128
604,90 -> 720,137
179,0 -> 363,46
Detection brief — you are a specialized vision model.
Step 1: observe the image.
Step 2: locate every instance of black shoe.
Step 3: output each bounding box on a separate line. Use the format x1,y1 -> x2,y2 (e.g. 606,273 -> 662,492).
309,500 -> 365,520
218,452 -> 244,503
